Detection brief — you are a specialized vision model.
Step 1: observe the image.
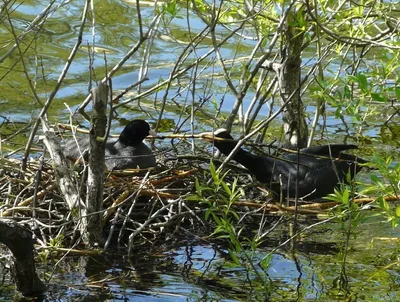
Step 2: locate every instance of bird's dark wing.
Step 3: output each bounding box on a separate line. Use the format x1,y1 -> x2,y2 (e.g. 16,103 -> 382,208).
64,137 -> 90,160
299,144 -> 358,156
105,142 -> 156,170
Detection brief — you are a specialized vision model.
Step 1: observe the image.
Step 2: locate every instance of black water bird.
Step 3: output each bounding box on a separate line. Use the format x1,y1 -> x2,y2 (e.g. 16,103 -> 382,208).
64,119 -> 157,170
202,129 -> 366,199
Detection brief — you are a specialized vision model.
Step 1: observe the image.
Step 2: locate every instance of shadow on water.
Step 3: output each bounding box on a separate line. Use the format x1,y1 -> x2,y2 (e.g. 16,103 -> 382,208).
2,215 -> 400,301
1,0 -> 399,301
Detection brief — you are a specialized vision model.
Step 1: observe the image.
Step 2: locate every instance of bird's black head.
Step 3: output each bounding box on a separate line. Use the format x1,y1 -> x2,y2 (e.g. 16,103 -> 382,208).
201,128 -> 237,155
213,128 -> 234,140
201,128 -> 234,142
119,119 -> 155,146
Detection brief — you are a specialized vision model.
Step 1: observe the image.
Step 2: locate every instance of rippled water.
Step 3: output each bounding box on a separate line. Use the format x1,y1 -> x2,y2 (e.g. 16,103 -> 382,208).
1,0 -> 386,138
1,0 -> 399,301
1,216 -> 399,301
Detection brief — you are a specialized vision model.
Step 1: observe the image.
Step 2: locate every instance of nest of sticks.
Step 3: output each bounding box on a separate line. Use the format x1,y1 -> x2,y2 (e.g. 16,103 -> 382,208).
0,130 -> 384,253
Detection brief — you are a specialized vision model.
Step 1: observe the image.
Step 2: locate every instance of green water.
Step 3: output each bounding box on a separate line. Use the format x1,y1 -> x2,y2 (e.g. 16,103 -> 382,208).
1,0 -> 399,301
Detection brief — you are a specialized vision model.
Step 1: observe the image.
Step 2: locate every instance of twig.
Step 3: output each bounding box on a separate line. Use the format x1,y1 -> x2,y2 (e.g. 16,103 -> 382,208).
21,0 -> 91,171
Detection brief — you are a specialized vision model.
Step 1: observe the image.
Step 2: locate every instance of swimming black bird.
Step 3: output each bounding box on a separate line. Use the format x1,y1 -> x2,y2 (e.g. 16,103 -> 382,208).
202,128 -> 366,199
64,119 -> 157,170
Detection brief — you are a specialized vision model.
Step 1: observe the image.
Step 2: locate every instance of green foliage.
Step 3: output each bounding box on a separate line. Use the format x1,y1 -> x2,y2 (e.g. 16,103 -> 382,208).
325,182 -> 370,293
186,161 -> 270,286
362,153 -> 400,227
164,0 -> 181,18
363,153 -> 399,197
157,0 -> 183,28
187,161 -> 245,245
37,234 -> 64,263
325,182 -> 369,233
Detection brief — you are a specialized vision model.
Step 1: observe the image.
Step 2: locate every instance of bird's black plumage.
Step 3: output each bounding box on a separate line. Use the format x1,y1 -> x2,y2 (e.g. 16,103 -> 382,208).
64,119 -> 156,170
203,129 -> 366,199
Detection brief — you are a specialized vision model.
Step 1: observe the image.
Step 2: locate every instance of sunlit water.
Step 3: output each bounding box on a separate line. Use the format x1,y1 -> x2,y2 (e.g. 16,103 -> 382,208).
0,0 -> 399,301
1,216 -> 399,301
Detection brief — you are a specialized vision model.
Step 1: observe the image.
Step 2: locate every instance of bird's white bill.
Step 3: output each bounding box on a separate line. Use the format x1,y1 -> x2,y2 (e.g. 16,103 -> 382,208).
149,129 -> 157,137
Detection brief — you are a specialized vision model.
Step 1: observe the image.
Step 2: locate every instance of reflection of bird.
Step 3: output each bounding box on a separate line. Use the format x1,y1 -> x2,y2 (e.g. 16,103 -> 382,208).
202,128 -> 367,199
64,120 -> 157,170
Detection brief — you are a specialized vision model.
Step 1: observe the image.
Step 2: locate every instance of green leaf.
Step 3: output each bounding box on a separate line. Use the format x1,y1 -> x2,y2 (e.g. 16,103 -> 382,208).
342,189 -> 349,204
395,207 -> 400,218
357,73 -> 368,92
344,85 -> 351,99
221,181 -> 232,196
370,174 -> 381,184
185,194 -> 201,201
229,249 -> 240,265
231,210 -> 240,221
205,208 -> 211,220
210,161 -> 217,179
379,197 -> 390,211
260,254 -> 272,270
213,214 -> 222,225
371,92 -> 386,102
165,1 -> 179,16
195,178 -> 201,193
395,87 -> 400,100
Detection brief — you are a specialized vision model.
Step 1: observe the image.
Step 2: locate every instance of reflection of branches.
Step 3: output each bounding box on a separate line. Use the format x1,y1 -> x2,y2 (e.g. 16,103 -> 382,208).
76,12 -> 163,114
153,26 -> 213,134
114,22 -> 244,116
3,4 -> 44,107
137,14 -> 160,98
260,215 -> 337,265
0,0 -> 71,63
22,0 -> 91,171
384,102 -> 400,126
224,0 -> 297,132
304,0 -> 399,49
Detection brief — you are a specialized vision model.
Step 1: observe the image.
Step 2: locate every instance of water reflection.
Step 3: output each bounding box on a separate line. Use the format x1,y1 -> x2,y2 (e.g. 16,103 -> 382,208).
1,217 -> 399,301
